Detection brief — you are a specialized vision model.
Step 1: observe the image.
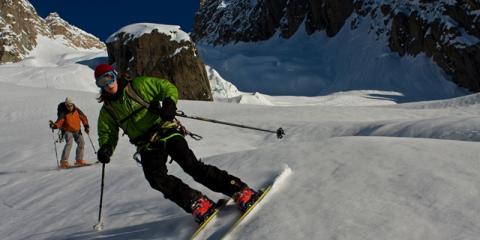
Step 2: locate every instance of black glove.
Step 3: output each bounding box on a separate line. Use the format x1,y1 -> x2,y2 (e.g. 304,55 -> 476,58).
97,145 -> 113,164
84,125 -> 90,134
160,97 -> 177,121
49,120 -> 56,129
147,100 -> 162,115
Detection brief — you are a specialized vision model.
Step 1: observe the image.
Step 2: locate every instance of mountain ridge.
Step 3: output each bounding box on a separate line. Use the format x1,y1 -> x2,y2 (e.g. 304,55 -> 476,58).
0,0 -> 105,63
192,0 -> 480,93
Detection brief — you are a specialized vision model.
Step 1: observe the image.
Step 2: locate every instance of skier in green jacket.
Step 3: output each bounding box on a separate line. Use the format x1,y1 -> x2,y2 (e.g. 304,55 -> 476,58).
94,64 -> 257,223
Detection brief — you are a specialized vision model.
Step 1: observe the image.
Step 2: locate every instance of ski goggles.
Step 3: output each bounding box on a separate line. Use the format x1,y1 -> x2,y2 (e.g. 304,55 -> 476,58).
95,70 -> 118,88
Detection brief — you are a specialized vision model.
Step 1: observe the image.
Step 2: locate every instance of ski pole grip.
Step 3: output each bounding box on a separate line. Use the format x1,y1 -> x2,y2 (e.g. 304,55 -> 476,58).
276,128 -> 285,139
176,110 -> 186,117
49,120 -> 54,132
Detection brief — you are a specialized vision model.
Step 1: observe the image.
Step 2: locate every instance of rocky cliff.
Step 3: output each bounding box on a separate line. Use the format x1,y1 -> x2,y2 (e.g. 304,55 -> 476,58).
0,0 -> 105,63
106,23 -> 212,101
45,12 -> 105,50
193,0 -> 480,93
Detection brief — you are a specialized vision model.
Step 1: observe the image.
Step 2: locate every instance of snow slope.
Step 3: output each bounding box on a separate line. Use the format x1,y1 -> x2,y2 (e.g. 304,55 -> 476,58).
0,36 -> 105,93
1,82 -> 480,240
1,25 -> 480,240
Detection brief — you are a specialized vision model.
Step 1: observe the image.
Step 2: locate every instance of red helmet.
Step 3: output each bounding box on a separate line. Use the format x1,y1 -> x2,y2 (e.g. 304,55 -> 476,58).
94,64 -> 114,78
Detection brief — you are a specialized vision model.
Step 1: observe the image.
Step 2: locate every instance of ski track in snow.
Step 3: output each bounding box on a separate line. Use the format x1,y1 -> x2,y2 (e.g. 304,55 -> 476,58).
197,165 -> 292,240
222,165 -> 292,240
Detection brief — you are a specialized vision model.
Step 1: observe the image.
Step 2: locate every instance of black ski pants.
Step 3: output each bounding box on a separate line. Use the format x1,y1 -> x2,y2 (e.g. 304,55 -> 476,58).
140,135 -> 247,213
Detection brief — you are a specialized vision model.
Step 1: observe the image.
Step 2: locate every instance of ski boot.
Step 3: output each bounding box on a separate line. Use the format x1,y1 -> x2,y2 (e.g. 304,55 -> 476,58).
234,187 -> 259,212
75,159 -> 87,166
59,160 -> 70,169
191,196 -> 215,224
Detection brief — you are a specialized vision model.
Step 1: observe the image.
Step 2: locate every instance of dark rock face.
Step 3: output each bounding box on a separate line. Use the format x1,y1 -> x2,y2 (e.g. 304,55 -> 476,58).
192,0 -> 353,44
387,1 -> 480,92
281,0 -> 309,38
388,12 -> 427,57
193,0 -> 480,93
45,13 -> 105,50
193,0 -> 272,44
306,0 -> 354,36
106,28 -> 212,101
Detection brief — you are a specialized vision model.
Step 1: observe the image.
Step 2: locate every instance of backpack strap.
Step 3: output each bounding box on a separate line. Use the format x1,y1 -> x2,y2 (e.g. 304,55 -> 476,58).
103,101 -> 128,134
102,81 -> 189,143
125,83 -> 150,109
102,82 -> 150,135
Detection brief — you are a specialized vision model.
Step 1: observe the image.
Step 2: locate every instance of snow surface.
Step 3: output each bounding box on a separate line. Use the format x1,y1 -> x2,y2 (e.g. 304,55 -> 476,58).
0,36 -> 105,93
106,23 -> 191,44
1,26 -> 480,240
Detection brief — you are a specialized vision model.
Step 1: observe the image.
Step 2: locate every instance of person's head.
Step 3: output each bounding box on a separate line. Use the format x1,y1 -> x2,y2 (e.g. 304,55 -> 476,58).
65,97 -> 74,110
94,64 -> 118,94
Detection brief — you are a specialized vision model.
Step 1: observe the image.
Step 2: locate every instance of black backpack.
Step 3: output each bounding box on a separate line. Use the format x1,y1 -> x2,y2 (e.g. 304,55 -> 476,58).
55,102 -> 68,142
57,102 -> 68,119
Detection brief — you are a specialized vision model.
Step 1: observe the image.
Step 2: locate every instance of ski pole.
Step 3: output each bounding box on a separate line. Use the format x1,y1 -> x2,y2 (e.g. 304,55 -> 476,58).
175,110 -> 285,139
93,164 -> 105,231
49,121 -> 60,168
86,133 -> 97,154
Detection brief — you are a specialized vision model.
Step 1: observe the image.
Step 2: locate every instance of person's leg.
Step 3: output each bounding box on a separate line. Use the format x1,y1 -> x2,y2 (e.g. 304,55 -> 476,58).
73,133 -> 85,161
140,149 -> 203,213
61,132 -> 73,161
166,136 -> 248,197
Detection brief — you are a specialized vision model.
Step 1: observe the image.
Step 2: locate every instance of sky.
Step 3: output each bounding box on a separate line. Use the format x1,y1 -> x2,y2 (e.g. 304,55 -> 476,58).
1,36 -> 480,239
29,0 -> 200,41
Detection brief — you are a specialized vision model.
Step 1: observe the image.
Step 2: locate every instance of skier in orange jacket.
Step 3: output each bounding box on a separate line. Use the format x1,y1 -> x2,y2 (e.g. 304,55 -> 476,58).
50,97 -> 90,168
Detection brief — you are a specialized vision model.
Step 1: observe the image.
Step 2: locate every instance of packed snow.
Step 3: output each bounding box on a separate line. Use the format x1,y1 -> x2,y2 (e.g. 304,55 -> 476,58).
1,28 -> 480,240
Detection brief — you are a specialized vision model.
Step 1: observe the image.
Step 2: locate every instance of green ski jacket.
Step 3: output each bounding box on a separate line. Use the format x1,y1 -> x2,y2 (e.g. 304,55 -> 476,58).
97,76 -> 179,151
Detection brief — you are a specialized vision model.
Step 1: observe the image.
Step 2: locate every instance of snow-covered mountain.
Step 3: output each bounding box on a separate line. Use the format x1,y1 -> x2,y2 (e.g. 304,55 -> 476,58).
0,35 -> 106,92
193,0 -> 480,46
44,12 -> 105,50
0,0 -> 104,63
193,0 -> 479,99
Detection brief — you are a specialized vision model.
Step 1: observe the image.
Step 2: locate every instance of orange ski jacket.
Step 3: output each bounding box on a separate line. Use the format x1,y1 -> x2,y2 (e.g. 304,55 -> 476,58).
53,106 -> 89,133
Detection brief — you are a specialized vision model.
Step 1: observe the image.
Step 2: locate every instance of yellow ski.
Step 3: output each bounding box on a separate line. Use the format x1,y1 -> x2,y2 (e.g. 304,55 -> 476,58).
190,198 -> 230,240
221,185 -> 273,239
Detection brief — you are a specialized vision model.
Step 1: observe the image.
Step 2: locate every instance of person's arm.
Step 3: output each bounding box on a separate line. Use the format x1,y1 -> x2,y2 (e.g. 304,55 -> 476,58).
136,76 -> 179,104
97,107 -> 119,149
155,77 -> 179,103
141,77 -> 179,121
97,107 -> 119,163
51,117 -> 65,129
77,109 -> 90,133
